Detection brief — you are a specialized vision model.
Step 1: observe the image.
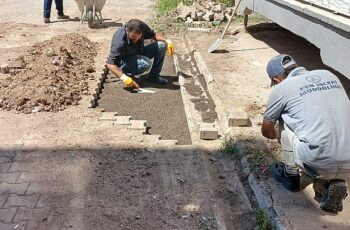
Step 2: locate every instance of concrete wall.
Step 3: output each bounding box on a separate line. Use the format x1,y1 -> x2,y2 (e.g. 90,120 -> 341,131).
304,0 -> 350,16
238,0 -> 350,79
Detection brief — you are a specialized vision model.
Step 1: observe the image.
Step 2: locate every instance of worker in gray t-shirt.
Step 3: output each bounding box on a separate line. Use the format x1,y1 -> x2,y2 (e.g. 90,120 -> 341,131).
262,54 -> 350,213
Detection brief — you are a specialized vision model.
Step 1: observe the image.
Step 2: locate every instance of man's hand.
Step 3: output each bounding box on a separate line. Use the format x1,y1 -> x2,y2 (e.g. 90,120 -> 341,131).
165,39 -> 174,56
120,74 -> 139,88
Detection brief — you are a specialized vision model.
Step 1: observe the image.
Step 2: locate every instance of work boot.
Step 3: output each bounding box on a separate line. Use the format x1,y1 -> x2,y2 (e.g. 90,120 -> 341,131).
148,75 -> 168,85
57,14 -> 70,19
320,179 -> 348,213
43,17 -> 51,23
313,179 -> 328,202
271,162 -> 301,192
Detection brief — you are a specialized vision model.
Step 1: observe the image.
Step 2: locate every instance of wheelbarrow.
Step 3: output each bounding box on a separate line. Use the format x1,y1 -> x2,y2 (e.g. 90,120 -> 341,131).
74,0 -> 107,28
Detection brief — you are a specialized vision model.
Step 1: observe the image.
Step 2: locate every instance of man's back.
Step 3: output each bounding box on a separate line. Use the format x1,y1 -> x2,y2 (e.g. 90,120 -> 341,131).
265,67 -> 350,167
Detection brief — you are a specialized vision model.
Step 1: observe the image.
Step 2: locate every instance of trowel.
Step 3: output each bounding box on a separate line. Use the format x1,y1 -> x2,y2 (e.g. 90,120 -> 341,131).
132,88 -> 156,94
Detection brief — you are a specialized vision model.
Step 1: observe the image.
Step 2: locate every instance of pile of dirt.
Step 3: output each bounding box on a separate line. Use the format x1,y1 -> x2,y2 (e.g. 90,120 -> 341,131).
0,33 -> 97,113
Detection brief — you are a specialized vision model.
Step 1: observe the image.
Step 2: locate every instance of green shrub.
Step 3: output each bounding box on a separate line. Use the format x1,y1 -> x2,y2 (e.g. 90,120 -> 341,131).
155,0 -> 194,15
256,208 -> 272,230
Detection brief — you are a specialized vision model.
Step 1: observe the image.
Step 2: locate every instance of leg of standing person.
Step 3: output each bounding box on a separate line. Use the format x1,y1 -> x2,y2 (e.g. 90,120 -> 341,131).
55,0 -> 70,19
43,0 -> 53,23
144,41 -> 168,84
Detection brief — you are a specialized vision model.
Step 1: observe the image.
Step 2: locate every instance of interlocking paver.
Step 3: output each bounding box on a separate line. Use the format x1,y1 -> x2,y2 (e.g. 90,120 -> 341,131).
8,162 -> 38,173
0,221 -> 27,230
0,207 -> 17,222
0,183 -> 29,195
14,207 -> 50,222
98,112 -> 118,121
0,157 -> 11,164
0,163 -> 11,173
0,173 -> 20,183
0,195 -> 7,207
4,194 -> 40,208
16,172 -> 42,183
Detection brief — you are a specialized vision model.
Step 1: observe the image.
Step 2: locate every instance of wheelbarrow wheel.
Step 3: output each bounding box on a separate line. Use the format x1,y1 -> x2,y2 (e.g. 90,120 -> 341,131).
87,11 -> 93,28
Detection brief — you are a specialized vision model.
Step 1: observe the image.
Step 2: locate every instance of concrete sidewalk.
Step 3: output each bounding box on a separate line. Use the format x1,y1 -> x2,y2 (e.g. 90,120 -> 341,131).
181,23 -> 350,229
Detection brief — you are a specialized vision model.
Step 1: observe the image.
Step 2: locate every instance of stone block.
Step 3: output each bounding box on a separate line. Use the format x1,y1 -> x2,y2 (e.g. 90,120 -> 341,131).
128,120 -> 147,130
8,61 -> 23,69
0,163 -> 11,173
4,194 -> 40,208
0,173 -> 20,183
8,162 -> 36,173
200,127 -> 218,140
0,156 -> 11,164
0,194 -> 7,207
0,207 -> 17,222
0,183 -> 29,195
227,110 -> 250,127
113,116 -> 131,125
0,65 -> 9,74
98,112 -> 118,121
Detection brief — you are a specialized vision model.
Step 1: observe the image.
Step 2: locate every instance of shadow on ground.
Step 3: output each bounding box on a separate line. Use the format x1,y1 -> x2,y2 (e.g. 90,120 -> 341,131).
248,22 -> 350,99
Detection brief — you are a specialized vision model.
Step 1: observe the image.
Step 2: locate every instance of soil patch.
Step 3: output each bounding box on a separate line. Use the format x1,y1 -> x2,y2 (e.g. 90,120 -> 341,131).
0,33 -> 97,113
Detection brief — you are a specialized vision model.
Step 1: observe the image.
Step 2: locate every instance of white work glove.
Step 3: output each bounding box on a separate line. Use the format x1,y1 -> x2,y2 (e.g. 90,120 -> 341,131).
165,39 -> 174,56
120,74 -> 139,88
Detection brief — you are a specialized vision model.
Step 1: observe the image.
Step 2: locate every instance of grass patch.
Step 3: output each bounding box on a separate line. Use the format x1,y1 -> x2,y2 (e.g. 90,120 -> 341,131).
256,208 -> 272,230
220,136 -> 241,159
155,0 -> 194,16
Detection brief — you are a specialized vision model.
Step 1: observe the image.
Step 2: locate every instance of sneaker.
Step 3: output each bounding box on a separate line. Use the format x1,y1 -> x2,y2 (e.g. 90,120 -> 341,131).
148,76 -> 168,85
320,179 -> 348,212
57,14 -> 70,19
313,179 -> 328,202
43,17 -> 51,23
271,162 -> 301,192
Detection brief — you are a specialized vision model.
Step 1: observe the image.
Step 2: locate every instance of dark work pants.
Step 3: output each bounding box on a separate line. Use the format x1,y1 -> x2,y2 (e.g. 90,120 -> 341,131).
43,0 -> 63,18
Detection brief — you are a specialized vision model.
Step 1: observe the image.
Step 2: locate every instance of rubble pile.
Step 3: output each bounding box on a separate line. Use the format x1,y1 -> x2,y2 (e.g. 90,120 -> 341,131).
176,0 -> 235,24
0,33 -> 97,113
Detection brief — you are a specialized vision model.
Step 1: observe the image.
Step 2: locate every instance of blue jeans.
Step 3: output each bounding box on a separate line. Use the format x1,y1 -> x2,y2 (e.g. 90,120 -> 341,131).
120,41 -> 166,78
44,0 -> 63,18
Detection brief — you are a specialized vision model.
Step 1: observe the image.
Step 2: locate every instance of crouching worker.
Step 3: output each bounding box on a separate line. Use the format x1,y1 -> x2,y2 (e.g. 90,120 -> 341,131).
261,54 -> 350,213
106,19 -> 174,88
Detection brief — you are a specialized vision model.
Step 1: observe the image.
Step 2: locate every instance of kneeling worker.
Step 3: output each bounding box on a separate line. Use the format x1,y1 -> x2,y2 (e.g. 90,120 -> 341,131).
106,19 -> 174,88
261,54 -> 350,213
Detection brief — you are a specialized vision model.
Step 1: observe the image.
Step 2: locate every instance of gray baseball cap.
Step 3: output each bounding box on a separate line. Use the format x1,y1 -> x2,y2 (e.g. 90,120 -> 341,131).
266,54 -> 297,85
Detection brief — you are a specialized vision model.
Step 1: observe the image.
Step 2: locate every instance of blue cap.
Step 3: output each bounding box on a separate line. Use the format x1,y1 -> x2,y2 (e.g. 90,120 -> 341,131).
266,54 -> 297,80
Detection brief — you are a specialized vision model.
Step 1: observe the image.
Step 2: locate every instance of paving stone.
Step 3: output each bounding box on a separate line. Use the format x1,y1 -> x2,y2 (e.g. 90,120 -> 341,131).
0,173 -> 20,183
0,195 -> 8,207
0,163 -> 11,173
199,123 -> 219,140
128,120 -> 147,134
98,112 -> 118,121
113,116 -> 131,125
4,194 -> 40,208
17,172 -> 42,183
14,207 -> 50,222
227,110 -> 250,127
0,207 -> 17,222
200,127 -> 218,140
0,183 -> 29,195
0,157 -> 12,164
8,162 -> 37,173
8,60 -> 23,69
0,221 -> 27,230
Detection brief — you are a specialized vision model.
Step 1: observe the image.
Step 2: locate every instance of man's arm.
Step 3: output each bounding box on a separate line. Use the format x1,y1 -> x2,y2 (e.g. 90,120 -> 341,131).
106,63 -> 124,78
261,120 -> 280,139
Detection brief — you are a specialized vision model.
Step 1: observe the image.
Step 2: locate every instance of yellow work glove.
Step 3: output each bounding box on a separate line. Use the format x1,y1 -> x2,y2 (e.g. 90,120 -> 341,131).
165,39 -> 174,56
120,74 -> 139,88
